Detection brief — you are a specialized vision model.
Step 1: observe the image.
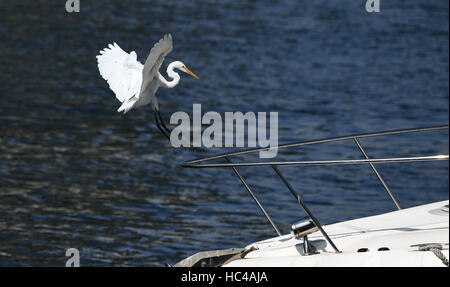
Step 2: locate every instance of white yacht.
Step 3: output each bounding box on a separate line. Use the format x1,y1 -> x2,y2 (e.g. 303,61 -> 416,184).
223,200 -> 448,267
176,125 -> 449,267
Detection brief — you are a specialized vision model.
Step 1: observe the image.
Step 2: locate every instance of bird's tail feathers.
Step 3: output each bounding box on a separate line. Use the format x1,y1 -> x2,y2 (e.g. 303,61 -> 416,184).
117,98 -> 137,114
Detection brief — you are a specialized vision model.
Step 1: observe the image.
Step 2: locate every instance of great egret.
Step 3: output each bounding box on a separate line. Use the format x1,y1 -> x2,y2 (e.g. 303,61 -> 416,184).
96,34 -> 198,140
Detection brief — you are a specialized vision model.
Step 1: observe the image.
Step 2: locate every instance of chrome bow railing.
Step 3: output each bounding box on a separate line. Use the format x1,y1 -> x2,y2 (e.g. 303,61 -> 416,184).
182,125 -> 449,253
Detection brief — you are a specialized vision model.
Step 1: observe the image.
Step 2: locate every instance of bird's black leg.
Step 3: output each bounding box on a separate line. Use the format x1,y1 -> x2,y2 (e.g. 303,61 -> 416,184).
157,110 -> 172,136
155,112 -> 170,140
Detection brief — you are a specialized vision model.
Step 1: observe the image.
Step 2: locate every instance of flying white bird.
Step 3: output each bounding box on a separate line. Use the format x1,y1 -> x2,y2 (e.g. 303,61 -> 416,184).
96,34 -> 198,140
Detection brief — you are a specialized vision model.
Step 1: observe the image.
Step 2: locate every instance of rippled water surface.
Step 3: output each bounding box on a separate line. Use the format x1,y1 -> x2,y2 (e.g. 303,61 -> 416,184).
0,1 -> 448,266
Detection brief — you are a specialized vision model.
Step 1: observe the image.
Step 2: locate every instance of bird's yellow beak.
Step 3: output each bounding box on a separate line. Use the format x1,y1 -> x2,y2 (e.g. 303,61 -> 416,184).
184,66 -> 199,79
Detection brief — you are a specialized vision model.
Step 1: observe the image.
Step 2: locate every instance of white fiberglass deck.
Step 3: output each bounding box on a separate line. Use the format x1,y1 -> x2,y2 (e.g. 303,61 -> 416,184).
224,200 -> 449,267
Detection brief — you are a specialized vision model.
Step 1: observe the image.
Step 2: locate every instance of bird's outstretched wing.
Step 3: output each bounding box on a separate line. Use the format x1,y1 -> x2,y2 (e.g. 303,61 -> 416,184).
96,43 -> 143,103
141,34 -> 173,91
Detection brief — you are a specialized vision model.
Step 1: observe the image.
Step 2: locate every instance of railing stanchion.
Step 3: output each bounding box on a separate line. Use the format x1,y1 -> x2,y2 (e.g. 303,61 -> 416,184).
353,137 -> 401,210
225,157 -> 282,236
271,165 -> 341,253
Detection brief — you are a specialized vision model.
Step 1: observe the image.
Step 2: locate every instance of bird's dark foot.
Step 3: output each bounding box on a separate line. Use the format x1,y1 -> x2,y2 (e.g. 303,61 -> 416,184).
155,112 -> 171,141
157,111 -> 172,135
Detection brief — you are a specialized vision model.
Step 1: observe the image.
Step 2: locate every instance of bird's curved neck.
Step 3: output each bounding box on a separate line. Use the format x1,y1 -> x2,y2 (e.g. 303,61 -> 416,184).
159,62 -> 180,88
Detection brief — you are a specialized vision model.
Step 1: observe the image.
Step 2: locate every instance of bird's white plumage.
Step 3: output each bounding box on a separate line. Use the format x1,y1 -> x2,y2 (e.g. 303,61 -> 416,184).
96,34 -> 174,114
96,34 -> 199,139
134,34 -> 173,111
96,43 -> 143,104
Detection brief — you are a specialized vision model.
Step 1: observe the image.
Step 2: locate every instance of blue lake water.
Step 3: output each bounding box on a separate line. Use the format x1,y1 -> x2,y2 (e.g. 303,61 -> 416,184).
0,0 -> 448,266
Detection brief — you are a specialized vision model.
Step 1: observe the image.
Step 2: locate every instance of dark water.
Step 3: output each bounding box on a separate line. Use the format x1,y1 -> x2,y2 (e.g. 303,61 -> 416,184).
0,0 -> 448,266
